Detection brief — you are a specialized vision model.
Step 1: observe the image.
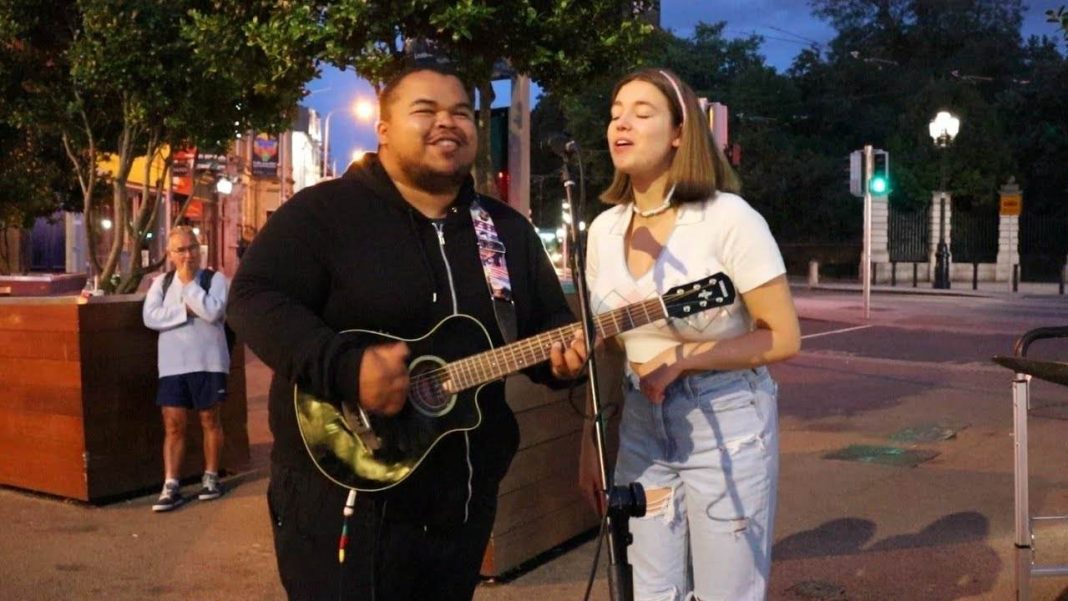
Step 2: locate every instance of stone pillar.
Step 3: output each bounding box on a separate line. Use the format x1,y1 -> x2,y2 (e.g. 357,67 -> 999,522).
929,191 -> 952,282
996,178 -> 1022,283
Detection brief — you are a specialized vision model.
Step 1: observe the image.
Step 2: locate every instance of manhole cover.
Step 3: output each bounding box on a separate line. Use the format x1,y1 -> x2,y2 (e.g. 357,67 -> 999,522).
787,580 -> 847,599
889,422 -> 965,443
823,444 -> 939,467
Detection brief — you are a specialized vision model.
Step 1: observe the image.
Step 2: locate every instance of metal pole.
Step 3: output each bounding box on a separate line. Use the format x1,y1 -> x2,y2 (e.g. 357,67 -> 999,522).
559,157 -> 634,601
1014,377 -> 1032,601
934,146 -> 952,289
863,145 -> 873,319
322,111 -> 334,179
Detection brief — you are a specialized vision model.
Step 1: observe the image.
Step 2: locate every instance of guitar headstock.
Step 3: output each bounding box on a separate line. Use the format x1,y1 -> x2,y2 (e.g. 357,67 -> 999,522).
662,273 -> 736,319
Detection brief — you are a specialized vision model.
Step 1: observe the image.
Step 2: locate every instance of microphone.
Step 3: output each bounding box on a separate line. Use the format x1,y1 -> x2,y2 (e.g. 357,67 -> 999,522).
543,132 -> 579,159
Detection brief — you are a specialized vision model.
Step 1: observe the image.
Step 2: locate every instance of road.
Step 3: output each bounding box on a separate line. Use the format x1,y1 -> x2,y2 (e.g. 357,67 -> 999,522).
2,286 -> 1067,600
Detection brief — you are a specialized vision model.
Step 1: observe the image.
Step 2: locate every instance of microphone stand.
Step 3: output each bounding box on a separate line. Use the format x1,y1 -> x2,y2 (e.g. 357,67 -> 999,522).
558,150 -> 643,601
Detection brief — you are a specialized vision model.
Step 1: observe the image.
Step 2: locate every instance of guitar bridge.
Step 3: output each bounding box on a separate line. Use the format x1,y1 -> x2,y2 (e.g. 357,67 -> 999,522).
354,406 -> 382,451
342,402 -> 382,452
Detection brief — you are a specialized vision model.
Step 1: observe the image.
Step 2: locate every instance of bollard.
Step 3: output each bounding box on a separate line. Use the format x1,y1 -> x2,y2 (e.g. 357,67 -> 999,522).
972,263 -> 979,291
891,261 -> 897,287
871,262 -> 878,285
1013,264 -> 1019,293
808,260 -> 819,287
912,263 -> 918,288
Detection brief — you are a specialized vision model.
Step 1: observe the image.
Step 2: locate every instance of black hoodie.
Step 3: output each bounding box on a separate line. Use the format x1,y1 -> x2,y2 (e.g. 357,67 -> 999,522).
227,154 -> 575,525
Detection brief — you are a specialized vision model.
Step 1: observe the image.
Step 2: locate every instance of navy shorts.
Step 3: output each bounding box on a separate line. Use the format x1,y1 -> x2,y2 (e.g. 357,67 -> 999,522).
156,372 -> 228,411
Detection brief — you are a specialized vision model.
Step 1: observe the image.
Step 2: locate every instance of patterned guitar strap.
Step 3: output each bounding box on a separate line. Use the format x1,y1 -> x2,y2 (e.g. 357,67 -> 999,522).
470,196 -> 517,344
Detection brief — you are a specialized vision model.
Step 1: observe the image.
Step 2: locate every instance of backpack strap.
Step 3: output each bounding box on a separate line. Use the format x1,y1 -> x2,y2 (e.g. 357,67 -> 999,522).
161,270 -> 177,296
163,269 -> 213,295
198,268 -> 215,293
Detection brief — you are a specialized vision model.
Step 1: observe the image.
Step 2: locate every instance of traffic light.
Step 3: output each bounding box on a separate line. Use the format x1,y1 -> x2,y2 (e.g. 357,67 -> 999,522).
869,150 -> 890,195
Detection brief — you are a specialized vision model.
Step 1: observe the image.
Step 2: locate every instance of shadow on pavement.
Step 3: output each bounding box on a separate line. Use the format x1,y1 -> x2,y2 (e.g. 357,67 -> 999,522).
774,512 -> 998,600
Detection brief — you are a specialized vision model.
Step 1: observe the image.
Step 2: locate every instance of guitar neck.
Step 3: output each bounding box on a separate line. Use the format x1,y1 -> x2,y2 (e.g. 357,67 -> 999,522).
446,297 -> 666,391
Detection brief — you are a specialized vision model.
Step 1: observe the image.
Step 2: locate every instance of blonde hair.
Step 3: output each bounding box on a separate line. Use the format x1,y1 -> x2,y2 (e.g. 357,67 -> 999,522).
600,68 -> 740,205
168,225 -> 199,247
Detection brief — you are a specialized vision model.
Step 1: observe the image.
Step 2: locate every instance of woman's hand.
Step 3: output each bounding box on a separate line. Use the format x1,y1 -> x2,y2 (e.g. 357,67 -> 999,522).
632,346 -> 684,404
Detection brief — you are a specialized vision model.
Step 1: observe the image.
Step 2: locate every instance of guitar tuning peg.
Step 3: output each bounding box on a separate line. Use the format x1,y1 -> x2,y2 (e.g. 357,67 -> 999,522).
700,301 -> 707,307
715,297 -> 723,302
684,307 -> 692,313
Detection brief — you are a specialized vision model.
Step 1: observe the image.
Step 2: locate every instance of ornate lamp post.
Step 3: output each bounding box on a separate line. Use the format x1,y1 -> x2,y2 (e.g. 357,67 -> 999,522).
928,110 -> 960,289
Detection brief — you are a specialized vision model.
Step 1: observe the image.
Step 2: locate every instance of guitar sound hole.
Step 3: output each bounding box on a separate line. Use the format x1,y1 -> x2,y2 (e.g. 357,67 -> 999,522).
408,356 -> 454,417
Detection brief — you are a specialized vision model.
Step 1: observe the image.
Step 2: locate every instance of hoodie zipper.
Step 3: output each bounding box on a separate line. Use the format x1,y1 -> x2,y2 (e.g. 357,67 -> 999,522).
432,221 -> 459,313
431,219 -> 472,522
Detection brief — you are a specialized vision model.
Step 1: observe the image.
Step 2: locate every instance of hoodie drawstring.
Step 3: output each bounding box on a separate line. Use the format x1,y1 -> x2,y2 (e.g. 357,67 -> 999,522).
406,208 -> 441,305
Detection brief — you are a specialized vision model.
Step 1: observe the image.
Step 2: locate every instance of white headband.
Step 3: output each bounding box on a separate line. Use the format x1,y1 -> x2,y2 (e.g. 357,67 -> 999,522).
659,70 -> 687,123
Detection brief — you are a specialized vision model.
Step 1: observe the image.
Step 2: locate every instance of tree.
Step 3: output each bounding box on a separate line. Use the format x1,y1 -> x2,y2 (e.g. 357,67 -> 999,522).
307,0 -> 655,196
0,127 -> 82,273
1048,5 -> 1068,42
0,1 -> 86,273
2,0 -> 319,292
529,22 -> 776,229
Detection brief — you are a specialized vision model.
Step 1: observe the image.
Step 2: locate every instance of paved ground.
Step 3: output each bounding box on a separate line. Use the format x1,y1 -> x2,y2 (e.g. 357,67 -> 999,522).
2,282 -> 1068,600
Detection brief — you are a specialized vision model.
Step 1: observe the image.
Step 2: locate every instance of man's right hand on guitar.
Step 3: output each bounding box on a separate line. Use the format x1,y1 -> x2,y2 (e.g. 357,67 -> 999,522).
358,342 -> 410,416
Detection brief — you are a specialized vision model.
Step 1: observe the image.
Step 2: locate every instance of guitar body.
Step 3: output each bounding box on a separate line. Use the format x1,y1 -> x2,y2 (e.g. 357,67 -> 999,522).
295,314 -> 495,492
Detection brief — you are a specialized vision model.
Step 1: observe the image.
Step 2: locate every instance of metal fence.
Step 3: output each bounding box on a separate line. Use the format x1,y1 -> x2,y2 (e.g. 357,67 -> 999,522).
951,205 -> 999,264
888,206 -> 928,263
1021,206 -> 1068,282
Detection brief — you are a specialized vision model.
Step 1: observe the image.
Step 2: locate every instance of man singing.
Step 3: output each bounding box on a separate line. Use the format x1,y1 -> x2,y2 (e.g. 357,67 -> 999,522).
227,63 -> 587,601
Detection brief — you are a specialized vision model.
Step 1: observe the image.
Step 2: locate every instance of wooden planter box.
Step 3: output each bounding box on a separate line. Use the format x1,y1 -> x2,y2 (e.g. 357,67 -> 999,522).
481,342 -> 625,577
0,294 -> 248,502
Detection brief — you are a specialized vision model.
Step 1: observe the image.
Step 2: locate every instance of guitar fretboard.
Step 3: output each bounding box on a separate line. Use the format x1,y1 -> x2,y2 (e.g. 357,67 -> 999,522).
444,297 -> 666,391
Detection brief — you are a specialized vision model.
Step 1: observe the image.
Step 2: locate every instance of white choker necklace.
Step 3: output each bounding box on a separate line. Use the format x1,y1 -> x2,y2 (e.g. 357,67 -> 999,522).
632,185 -> 676,218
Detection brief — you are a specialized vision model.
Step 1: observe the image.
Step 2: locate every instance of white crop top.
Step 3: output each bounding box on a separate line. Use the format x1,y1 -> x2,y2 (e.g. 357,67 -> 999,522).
585,193 -> 786,363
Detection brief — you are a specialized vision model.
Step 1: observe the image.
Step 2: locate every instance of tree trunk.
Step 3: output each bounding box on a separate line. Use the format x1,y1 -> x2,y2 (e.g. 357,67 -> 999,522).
116,140 -> 168,294
474,79 -> 497,197
99,118 -> 137,293
17,227 -> 32,274
0,227 -> 10,274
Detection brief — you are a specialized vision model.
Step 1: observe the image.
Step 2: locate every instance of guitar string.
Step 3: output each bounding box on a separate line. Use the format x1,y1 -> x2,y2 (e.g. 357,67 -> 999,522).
408,299 -> 656,391
404,281 -> 723,391
406,282 -> 722,390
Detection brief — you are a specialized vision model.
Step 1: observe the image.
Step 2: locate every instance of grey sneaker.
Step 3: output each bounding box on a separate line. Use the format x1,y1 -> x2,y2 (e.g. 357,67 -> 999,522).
152,483 -> 185,512
198,473 -> 225,501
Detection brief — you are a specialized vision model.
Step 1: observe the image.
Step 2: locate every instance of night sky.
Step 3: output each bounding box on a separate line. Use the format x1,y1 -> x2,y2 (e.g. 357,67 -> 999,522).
303,0 -> 1066,171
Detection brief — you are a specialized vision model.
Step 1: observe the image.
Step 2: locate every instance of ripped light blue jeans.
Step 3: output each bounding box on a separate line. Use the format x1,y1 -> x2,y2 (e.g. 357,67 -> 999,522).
615,367 -> 779,601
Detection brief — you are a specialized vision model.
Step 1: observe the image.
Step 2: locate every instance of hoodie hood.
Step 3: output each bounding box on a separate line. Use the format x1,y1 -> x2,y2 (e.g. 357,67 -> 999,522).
342,152 -> 477,220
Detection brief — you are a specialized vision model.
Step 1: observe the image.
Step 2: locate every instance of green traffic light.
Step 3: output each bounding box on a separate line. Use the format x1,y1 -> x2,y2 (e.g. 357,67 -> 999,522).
869,176 -> 888,194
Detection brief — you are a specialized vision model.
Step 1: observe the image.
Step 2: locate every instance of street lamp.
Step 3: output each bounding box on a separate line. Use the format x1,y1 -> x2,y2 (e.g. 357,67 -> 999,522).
215,177 -> 233,195
928,110 -> 960,289
322,97 -> 378,179
354,99 -> 376,122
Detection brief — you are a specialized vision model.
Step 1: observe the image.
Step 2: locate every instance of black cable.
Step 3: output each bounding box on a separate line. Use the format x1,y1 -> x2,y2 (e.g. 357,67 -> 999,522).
583,507 -> 610,601
562,354 -> 618,422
